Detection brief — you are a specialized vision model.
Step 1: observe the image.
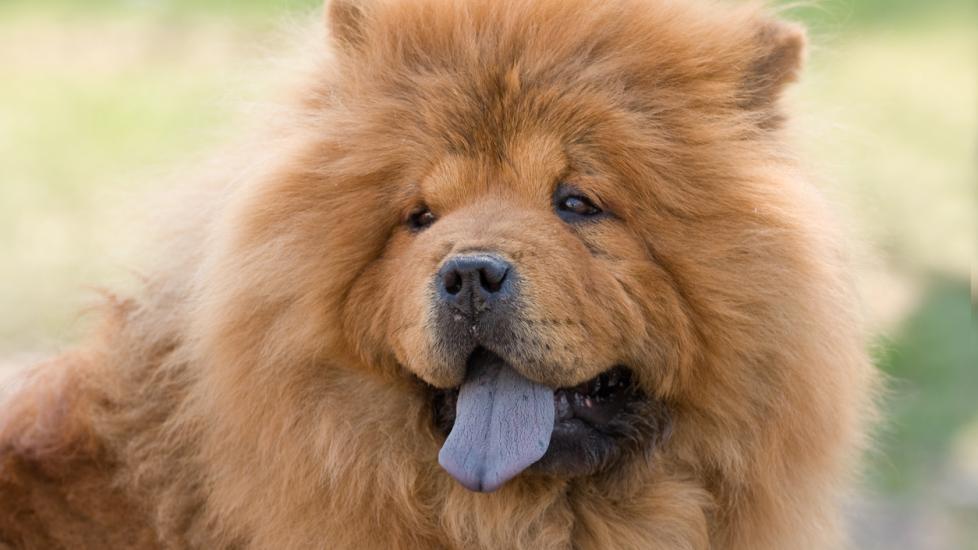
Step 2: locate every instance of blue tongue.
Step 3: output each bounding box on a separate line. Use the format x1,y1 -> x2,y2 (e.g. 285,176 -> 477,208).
438,353 -> 555,492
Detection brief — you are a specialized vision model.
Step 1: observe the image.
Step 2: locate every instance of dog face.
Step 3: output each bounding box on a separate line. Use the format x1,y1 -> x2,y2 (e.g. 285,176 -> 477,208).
207,0 -> 809,493
350,129 -> 680,483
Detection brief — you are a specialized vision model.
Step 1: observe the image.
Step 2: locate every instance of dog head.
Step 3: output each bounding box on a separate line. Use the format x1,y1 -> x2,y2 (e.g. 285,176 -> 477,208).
200,0 -> 821,494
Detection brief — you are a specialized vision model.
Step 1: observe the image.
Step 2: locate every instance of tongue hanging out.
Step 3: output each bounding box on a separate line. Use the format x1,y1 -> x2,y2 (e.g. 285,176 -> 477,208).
437,351 -> 555,492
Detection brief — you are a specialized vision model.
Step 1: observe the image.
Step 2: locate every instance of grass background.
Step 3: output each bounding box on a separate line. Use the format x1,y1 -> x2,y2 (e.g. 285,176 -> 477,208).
1,0 -> 975,547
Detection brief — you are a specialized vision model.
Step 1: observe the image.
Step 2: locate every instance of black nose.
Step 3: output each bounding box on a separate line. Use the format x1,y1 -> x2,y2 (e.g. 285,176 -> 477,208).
437,254 -> 513,313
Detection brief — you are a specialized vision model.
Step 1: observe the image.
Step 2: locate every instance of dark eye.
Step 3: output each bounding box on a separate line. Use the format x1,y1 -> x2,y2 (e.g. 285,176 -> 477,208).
554,186 -> 603,222
407,205 -> 437,231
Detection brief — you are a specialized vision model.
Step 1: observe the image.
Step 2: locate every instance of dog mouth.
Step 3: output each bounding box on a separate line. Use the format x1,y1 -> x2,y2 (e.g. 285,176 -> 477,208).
430,348 -> 671,492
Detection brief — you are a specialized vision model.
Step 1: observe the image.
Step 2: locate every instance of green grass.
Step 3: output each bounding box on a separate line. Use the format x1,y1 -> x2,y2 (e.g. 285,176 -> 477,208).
799,23 -> 976,277
0,15 -> 266,350
779,0 -> 976,30
0,0 -> 322,18
871,277 -> 978,493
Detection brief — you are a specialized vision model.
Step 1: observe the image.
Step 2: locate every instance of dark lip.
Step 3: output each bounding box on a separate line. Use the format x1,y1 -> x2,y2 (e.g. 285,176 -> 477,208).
552,365 -> 637,430
427,350 -> 671,478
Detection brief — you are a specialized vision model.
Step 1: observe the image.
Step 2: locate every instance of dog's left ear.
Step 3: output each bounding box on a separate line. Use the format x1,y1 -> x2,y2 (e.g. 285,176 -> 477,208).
325,0 -> 370,52
740,19 -> 806,111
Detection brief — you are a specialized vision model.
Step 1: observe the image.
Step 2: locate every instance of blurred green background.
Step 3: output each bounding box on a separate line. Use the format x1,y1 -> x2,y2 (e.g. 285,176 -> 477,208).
0,0 -> 975,547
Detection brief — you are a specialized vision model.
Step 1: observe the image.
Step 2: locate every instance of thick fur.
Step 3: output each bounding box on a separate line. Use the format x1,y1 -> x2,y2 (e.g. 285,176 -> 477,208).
0,0 -> 875,548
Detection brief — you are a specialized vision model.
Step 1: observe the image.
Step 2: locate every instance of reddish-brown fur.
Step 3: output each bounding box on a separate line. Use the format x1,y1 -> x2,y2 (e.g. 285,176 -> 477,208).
0,0 -> 875,548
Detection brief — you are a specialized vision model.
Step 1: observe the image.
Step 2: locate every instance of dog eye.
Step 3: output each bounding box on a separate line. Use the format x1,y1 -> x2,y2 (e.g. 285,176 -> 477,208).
555,187 -> 603,221
407,205 -> 437,231
559,196 -> 601,216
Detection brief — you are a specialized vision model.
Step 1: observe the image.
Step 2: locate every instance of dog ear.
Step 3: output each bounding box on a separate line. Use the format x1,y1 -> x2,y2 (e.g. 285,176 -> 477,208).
740,19 -> 806,111
325,0 -> 370,51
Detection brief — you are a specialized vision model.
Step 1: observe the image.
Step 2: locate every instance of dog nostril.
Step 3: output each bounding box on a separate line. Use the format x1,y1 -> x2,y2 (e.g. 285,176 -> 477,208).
444,269 -> 463,295
479,265 -> 508,293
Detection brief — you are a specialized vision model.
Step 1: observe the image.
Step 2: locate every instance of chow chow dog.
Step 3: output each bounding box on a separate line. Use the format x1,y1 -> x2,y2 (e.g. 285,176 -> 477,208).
0,0 -> 875,548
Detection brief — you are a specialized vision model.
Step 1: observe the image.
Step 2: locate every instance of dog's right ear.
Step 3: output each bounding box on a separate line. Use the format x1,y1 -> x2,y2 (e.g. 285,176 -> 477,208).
740,19 -> 806,111
325,0 -> 370,51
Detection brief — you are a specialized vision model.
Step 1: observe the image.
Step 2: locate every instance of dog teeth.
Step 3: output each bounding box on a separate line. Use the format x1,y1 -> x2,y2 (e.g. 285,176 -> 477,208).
555,391 -> 573,420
